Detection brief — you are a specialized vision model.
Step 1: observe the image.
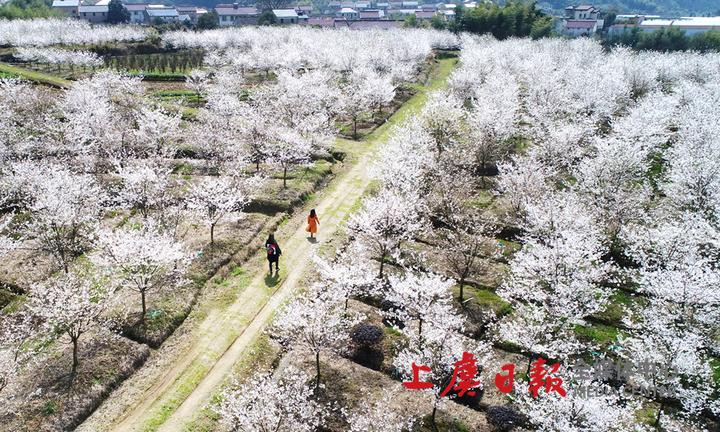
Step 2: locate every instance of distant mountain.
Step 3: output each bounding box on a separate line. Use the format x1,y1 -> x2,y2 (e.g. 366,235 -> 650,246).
537,1 -> 720,16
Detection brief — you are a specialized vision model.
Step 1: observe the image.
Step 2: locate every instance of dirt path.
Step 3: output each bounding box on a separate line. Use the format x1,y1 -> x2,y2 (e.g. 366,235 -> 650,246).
78,57 -> 457,432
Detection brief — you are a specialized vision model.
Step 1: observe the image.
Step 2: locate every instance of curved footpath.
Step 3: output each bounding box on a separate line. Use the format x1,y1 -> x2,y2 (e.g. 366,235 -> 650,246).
77,57 -> 457,432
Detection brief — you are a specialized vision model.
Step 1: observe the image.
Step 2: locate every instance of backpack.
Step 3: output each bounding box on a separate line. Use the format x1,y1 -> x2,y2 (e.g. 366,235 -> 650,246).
267,243 -> 277,257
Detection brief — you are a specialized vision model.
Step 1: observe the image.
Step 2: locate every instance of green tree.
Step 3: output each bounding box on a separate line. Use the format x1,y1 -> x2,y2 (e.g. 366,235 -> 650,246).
258,9 -> 276,25
196,10 -> 219,29
690,30 -> 720,52
107,0 -> 130,23
403,13 -> 419,28
430,14 -> 446,30
457,1 -> 551,40
0,0 -> 60,19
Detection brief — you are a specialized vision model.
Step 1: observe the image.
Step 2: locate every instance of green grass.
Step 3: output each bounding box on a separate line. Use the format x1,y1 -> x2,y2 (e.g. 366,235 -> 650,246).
469,189 -> 495,209
142,359 -> 209,432
710,357 -> 720,387
0,62 -> 71,88
470,286 -> 512,317
574,323 -> 621,346
593,289 -> 640,325
180,332 -> 279,432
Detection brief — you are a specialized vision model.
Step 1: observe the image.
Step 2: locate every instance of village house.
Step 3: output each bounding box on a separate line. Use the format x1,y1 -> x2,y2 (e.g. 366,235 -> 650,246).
565,4 -> 599,20
215,3 -> 259,26
639,16 -> 720,36
51,0 -> 79,17
78,4 -> 108,22
273,8 -> 308,24
359,9 -> 384,19
124,3 -> 148,23
144,6 -> 179,24
176,6 -> 206,24
339,7 -> 359,20
560,4 -> 603,36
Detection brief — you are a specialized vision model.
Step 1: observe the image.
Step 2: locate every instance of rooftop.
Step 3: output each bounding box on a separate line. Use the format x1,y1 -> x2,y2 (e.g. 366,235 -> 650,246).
51,0 -> 79,6
146,7 -> 178,16
78,5 -> 107,12
124,4 -> 148,10
215,6 -> 258,15
566,4 -> 597,11
273,8 -> 298,17
640,16 -> 720,28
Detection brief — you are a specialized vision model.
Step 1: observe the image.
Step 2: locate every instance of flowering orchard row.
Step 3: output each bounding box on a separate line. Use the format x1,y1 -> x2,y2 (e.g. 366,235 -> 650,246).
0,27 -> 442,430
217,36 -> 720,431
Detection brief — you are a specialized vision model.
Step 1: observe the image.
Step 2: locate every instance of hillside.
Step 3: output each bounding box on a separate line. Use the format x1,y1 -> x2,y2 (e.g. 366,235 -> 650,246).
538,0 -> 720,16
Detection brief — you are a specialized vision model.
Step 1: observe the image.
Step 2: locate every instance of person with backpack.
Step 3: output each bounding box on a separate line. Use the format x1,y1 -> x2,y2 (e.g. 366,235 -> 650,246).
306,209 -> 320,239
265,233 -> 281,273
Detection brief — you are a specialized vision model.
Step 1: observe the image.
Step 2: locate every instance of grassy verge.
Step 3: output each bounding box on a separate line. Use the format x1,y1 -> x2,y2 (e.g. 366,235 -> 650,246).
180,333 -> 280,432
0,62 -> 72,88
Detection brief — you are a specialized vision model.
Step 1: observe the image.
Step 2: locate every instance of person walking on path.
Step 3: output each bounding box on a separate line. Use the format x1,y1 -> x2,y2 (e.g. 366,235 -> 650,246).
265,233 -> 281,273
306,209 -> 320,239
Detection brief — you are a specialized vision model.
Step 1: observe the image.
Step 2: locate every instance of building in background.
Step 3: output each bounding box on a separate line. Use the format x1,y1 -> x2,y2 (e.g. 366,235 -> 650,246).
273,8 -> 305,24
144,6 -> 179,23
125,3 -> 149,23
78,4 -> 108,22
639,17 -> 720,35
215,3 -> 259,25
339,7 -> 358,20
51,0 -> 79,17
560,4 -> 603,36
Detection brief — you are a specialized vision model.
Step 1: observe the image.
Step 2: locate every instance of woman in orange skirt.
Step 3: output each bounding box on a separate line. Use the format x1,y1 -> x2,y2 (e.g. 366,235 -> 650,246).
306,209 -> 320,239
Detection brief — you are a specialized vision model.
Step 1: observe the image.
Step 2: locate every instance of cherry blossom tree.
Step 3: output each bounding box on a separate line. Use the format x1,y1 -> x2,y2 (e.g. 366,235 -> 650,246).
23,165 -> 106,273
619,299 -> 720,424
384,272 -> 462,338
14,47 -> 103,67
513,375 -> 643,432
346,390 -> 416,432
348,189 -> 424,278
394,323 -> 490,431
272,290 -> 363,390
186,175 -> 258,245
313,243 -> 379,311
95,220 -> 186,322
266,128 -> 313,189
218,368 -> 329,432
115,161 -> 174,219
0,215 -> 20,259
185,69 -> 209,104
431,208 -> 496,303
28,271 -> 109,375
0,314 -> 34,394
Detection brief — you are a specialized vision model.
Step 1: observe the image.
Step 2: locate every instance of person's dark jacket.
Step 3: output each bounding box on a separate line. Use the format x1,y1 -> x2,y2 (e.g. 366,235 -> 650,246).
265,240 -> 281,261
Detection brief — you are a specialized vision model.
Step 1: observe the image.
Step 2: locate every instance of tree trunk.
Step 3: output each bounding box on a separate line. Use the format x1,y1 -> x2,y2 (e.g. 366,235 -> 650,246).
71,336 -> 79,375
210,223 -> 215,245
526,354 -> 534,376
459,278 -> 465,303
283,166 -> 288,188
418,318 -> 423,337
431,404 -> 439,432
353,117 -> 358,139
315,351 -> 321,392
379,252 -> 385,279
141,290 -> 147,322
655,401 -> 665,426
